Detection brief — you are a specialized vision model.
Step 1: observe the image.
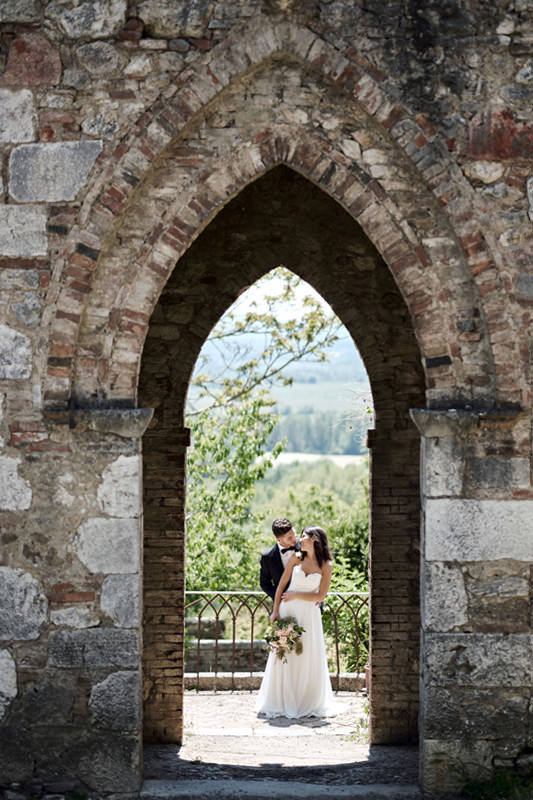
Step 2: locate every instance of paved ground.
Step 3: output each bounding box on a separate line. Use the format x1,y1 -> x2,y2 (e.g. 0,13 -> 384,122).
143,690 -> 420,790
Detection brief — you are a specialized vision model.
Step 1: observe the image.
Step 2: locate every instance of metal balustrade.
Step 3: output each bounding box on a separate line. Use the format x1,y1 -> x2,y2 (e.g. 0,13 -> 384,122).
185,590 -> 369,690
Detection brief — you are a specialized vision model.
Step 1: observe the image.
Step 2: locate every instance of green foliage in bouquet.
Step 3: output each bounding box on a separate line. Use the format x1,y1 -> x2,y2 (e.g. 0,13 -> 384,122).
265,616 -> 305,663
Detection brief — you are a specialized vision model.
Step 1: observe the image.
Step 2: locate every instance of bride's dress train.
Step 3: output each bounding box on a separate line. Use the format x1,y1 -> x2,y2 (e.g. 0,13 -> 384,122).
256,564 -> 338,718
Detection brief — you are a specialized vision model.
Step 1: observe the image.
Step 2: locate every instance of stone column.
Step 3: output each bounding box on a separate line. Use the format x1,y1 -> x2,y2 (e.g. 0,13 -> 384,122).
0,407 -> 152,795
412,409 -> 533,795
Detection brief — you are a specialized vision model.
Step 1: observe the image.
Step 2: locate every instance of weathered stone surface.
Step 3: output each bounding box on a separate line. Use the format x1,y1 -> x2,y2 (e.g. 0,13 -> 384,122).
423,438 -> 463,497
74,517 -> 140,573
97,455 -> 140,517
517,273 -> 533,298
466,457 -> 530,489
0,269 -> 39,291
527,176 -> 533,222
0,725 -> 33,783
78,734 -> 140,792
464,562 -> 530,632
10,682 -> 75,725
0,650 -> 17,720
463,160 -> 505,184
138,0 -> 211,37
425,499 -> 533,562
12,293 -> 42,328
0,568 -> 47,640
0,0 -> 40,21
9,141 -> 102,202
516,60 -> 533,85
3,33 -> 62,87
0,89 -> 36,143
424,633 -> 531,687
46,0 -> 127,39
0,206 -> 47,257
423,563 -> 467,632
50,606 -> 99,629
100,574 -> 140,627
49,628 -> 138,668
71,408 -> 153,438
0,325 -> 32,380
76,42 -> 128,76
89,671 -> 140,730
424,685 -> 529,741
422,738 -> 494,794
0,456 -> 32,510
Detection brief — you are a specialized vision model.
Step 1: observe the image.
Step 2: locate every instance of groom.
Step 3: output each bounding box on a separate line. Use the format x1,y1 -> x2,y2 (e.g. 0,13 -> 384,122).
259,517 -> 298,602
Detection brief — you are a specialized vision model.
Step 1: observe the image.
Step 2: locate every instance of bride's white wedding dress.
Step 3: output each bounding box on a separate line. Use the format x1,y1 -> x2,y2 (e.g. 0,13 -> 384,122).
256,564 -> 338,718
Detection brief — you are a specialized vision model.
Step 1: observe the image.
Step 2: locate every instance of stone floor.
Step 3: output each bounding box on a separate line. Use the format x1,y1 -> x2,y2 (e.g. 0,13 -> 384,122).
143,691 -> 421,799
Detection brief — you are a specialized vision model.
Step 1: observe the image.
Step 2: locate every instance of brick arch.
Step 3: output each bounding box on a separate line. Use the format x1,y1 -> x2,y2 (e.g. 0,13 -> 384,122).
44,13 -> 519,411
139,165 -> 425,746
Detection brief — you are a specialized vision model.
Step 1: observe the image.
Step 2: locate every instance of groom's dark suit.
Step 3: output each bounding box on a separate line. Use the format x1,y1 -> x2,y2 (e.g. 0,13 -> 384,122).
260,544 -> 291,601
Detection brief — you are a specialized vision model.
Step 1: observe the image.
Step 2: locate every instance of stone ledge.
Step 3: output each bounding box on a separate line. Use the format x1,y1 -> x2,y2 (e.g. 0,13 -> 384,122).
410,408 -> 525,438
45,407 -> 155,438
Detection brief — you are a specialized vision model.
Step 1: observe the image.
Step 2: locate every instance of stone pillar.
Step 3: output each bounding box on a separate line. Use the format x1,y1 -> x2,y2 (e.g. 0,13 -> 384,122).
412,409 -> 533,796
367,423 -> 421,745
0,407 -> 152,795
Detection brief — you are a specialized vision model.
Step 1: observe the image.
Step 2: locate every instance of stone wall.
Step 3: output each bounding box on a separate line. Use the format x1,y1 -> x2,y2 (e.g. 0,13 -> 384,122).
0,0 -> 531,796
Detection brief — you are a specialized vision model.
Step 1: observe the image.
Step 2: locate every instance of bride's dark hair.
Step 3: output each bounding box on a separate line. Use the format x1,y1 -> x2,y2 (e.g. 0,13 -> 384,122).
301,526 -> 332,567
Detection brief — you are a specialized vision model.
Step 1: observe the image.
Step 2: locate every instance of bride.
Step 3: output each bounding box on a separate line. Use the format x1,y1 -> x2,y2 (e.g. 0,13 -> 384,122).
256,525 -> 338,718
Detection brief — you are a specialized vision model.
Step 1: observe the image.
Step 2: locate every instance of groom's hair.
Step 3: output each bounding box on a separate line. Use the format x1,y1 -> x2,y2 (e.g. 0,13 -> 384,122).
272,518 -> 293,538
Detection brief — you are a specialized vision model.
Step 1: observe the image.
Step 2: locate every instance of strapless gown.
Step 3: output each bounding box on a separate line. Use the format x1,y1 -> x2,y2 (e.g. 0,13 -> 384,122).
256,564 -> 338,718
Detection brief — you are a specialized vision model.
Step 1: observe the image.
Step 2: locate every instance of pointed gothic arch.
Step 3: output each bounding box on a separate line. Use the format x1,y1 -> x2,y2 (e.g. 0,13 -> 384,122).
42,14 -> 522,417
138,165 -> 426,747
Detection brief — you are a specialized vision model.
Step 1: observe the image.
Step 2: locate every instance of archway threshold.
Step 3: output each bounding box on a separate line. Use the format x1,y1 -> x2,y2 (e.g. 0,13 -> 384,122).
142,691 -> 420,798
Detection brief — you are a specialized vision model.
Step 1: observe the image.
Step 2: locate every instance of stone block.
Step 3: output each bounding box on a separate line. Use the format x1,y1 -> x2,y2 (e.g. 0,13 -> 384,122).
49,628 -> 138,668
424,633 -> 530,687
0,89 -> 36,143
0,456 -> 32,510
10,681 -> 74,726
50,606 -> 99,629
422,562 -> 467,632
77,734 -> 140,792
0,568 -> 47,640
89,671 -> 140,730
100,574 -> 140,627
0,325 -> 32,380
76,42 -> 128,76
423,437 -> 463,497
423,685 -> 529,741
464,561 -> 530,632
97,455 -> 140,517
463,160 -> 505,184
467,457 -> 530,490
0,650 -> 17,720
422,738 -> 494,794
74,517 -> 140,574
0,0 -> 40,21
9,141 -> 102,202
0,206 -> 47,257
0,270 -> 39,290
425,499 -> 533,562
0,725 -> 33,783
138,0 -> 211,37
12,293 -> 42,328
527,176 -> 533,223
3,33 -> 62,87
45,0 -> 127,39
517,273 -> 533,298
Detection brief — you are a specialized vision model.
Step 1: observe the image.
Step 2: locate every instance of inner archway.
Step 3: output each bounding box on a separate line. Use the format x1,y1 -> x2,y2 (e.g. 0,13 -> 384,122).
139,165 -> 426,751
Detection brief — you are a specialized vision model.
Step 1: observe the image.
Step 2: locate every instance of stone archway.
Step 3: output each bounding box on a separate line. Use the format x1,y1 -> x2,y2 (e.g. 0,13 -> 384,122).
138,165 -> 426,748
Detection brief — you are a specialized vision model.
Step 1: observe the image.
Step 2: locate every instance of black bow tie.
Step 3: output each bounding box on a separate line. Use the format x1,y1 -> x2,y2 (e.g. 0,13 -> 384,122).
281,546 -> 296,554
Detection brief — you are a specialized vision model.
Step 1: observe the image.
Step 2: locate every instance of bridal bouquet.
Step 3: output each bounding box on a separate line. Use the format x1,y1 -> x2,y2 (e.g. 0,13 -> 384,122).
265,616 -> 305,663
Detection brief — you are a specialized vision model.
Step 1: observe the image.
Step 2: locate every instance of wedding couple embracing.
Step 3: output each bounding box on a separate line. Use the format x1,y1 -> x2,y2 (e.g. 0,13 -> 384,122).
256,517 -> 339,719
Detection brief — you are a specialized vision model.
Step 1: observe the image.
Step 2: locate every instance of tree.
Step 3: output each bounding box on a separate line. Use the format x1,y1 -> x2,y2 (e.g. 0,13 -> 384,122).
185,267 -> 343,590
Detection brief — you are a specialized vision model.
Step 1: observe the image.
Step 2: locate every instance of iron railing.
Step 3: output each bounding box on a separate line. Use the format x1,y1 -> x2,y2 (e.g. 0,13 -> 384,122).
185,590 -> 369,688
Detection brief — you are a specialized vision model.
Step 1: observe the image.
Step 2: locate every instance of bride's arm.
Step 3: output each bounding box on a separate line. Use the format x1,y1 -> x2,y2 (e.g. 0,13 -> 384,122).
282,561 -> 332,603
270,555 -> 299,622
